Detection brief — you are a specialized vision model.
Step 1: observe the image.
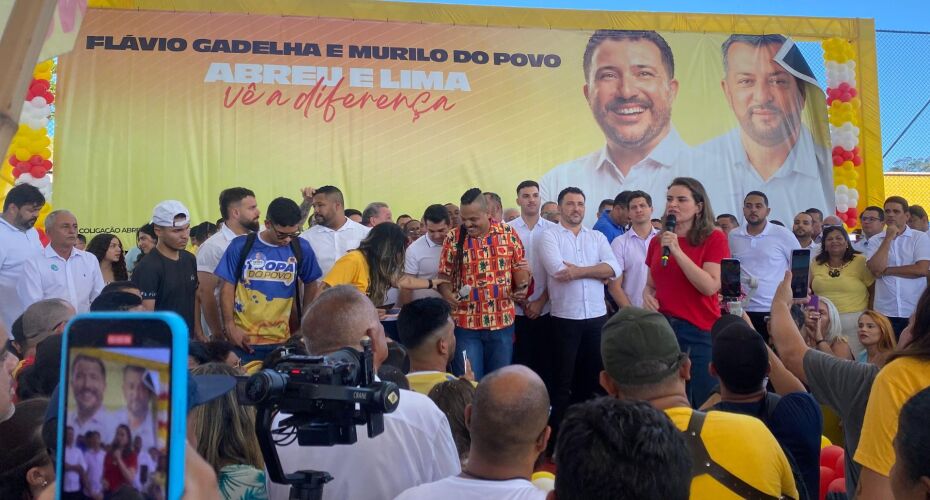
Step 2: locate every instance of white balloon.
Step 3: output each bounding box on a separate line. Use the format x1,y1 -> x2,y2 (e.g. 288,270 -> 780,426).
837,204 -> 849,213
848,188 -> 860,200
836,194 -> 849,206
29,96 -> 47,108
835,185 -> 849,195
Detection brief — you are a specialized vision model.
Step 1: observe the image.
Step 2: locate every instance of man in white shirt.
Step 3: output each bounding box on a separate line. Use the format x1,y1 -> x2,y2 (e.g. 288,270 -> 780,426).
197,187 -> 261,338
112,366 -> 159,452
62,426 -> 88,500
362,201 -> 393,227
397,204 -> 449,307
608,190 -> 659,308
299,186 -> 370,275
700,34 -> 832,225
539,30 -> 739,227
268,286 -> 460,500
806,208 -> 825,245
536,187 -> 620,449
908,204 -> 929,232
66,354 -> 116,446
397,365 -> 550,500
852,206 -> 885,253
82,430 -> 107,499
866,196 -> 930,338
792,212 -> 821,254
507,181 -> 556,379
20,210 -> 104,313
0,184 -> 46,333
728,191 -> 801,341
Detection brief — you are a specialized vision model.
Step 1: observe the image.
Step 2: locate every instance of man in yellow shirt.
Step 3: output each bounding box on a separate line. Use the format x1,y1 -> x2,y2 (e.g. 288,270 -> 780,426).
398,298 -> 474,394
598,307 -> 799,499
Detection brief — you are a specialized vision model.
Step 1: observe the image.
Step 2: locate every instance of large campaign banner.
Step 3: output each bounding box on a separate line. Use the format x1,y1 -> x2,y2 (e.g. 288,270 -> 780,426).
56,8 -> 837,232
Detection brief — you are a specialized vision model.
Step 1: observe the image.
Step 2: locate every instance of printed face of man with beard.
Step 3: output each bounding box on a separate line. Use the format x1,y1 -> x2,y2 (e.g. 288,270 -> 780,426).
585,38 -> 678,155
722,41 -> 805,148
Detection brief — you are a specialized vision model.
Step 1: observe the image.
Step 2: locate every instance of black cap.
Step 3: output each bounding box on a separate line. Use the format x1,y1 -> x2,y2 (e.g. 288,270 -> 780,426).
710,315 -> 769,394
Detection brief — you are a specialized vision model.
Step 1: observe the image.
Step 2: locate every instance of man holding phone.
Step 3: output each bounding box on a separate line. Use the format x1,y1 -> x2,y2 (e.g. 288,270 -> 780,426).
728,191 -> 800,341
865,196 -> 930,338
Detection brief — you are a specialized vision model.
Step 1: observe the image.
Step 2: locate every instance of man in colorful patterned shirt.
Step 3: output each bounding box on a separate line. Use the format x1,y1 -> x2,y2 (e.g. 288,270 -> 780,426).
215,197 -> 322,363
437,188 -> 529,380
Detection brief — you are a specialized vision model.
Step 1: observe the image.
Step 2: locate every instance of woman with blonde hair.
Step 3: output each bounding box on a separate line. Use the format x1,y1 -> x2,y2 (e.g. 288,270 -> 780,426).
801,295 -> 854,360
856,310 -> 896,365
188,363 -> 266,500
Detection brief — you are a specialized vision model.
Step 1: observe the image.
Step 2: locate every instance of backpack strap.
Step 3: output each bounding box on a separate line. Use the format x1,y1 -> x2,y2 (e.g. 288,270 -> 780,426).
289,237 -> 304,320
235,233 -> 259,286
682,410 -> 787,500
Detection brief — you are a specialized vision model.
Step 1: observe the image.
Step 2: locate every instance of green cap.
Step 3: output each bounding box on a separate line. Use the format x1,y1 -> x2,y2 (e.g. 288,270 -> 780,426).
601,308 -> 685,385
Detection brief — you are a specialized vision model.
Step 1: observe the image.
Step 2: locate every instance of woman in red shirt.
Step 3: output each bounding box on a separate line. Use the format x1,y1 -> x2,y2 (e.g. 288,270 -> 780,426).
644,177 -> 730,408
103,424 -> 138,495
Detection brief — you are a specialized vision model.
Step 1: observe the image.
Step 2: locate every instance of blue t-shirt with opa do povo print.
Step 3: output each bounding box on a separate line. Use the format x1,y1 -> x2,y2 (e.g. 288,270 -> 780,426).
215,234 -> 321,344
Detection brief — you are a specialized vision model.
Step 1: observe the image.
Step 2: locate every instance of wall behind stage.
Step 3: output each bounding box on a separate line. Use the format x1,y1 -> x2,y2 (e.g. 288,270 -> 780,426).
56,8 -> 833,233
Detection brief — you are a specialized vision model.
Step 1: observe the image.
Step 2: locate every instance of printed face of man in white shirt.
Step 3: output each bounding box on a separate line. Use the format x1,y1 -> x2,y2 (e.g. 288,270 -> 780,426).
722,40 -> 804,149
72,356 -> 106,418
585,36 -> 678,159
122,367 -> 153,420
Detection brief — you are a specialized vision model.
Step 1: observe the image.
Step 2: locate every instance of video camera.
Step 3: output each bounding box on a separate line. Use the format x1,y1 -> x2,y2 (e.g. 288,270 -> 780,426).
239,337 -> 400,500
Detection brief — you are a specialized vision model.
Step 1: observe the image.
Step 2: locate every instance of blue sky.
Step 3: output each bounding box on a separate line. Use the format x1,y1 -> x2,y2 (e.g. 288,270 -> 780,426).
409,0 -> 930,169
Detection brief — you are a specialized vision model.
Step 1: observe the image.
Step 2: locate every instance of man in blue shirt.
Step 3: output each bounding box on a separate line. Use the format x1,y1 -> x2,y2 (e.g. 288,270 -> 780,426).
592,191 -> 631,243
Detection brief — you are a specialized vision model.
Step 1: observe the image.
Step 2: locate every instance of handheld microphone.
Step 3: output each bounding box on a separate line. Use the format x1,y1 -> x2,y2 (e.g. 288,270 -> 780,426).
457,284 -> 472,300
661,214 -> 677,268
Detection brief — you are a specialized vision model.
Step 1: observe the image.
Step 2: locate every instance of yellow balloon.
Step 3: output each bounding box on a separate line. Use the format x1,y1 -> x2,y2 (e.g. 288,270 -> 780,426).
38,148 -> 51,160
14,148 -> 30,161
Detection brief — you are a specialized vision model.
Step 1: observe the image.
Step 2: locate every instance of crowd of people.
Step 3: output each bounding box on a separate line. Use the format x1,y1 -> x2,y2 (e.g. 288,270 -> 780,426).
1,165 -> 930,499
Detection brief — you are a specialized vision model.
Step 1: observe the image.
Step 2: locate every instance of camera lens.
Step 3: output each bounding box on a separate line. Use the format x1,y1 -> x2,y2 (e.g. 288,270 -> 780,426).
245,369 -> 288,404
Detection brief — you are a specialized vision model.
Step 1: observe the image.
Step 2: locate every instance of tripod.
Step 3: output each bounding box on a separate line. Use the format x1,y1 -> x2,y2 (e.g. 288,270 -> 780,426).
285,470 -> 333,500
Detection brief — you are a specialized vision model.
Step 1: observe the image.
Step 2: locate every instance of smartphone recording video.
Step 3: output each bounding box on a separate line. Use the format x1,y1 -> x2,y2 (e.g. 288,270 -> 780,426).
58,314 -> 186,500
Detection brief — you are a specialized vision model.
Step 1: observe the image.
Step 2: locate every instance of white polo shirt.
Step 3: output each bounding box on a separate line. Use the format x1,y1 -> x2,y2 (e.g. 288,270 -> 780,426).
865,226 -> 930,318
404,234 -> 443,301
299,217 -> 370,276
536,224 -> 620,320
0,216 -> 43,331
268,388 -> 460,500
20,245 -> 105,313
507,216 -> 556,316
728,222 -> 801,312
197,223 -> 240,274
610,226 -> 659,308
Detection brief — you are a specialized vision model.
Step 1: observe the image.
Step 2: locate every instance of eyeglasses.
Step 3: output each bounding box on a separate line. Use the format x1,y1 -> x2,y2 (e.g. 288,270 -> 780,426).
272,225 -> 301,240
860,216 -> 881,223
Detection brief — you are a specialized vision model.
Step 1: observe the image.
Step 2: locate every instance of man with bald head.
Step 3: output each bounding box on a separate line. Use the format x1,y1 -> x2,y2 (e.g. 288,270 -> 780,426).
20,209 -> 105,313
269,285 -> 460,500
397,365 -> 550,499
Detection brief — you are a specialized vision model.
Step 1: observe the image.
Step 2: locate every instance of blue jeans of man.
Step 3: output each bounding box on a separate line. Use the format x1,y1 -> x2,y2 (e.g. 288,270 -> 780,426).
666,316 -> 715,409
451,325 -> 514,380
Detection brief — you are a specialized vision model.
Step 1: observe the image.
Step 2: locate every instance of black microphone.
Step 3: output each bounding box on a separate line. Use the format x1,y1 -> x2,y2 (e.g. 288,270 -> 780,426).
661,214 -> 677,267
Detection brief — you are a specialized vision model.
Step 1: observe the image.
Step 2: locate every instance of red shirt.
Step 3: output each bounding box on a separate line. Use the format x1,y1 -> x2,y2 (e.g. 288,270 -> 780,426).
103,449 -> 137,493
646,229 -> 729,331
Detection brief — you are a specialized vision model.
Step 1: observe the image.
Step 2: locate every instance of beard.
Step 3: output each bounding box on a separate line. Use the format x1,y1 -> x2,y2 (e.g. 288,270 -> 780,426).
242,218 -> 261,232
594,96 -> 671,150
739,104 -> 800,147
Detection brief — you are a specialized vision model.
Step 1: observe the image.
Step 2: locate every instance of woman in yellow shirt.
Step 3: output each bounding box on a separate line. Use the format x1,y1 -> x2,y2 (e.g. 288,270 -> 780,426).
855,290 -> 930,499
811,226 -> 875,357
323,223 -> 445,310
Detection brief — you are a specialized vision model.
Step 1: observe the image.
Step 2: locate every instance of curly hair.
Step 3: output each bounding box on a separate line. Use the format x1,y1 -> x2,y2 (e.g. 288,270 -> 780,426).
86,233 -> 128,281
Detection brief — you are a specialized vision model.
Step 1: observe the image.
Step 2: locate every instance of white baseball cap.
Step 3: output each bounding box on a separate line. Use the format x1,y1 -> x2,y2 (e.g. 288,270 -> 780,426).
152,200 -> 191,227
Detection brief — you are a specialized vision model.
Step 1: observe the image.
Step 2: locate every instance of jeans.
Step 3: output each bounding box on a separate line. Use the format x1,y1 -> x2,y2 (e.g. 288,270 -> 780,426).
513,314 -> 553,387
666,316 -> 715,409
235,343 -> 283,366
452,325 -> 514,380
547,315 -> 607,451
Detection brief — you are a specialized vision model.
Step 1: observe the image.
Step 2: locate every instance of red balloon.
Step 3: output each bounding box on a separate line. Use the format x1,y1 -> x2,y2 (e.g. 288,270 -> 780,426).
852,146 -> 860,154
835,454 -> 845,478
850,88 -> 858,98
852,155 -> 862,166
43,92 -> 54,105
839,82 -> 850,91
36,227 -> 49,247
828,477 -> 846,493
820,466 -> 835,500
833,146 -> 846,156
41,159 -> 52,170
12,166 -> 23,178
7,155 -> 16,167
842,150 -> 854,161
833,155 -> 844,166
848,208 -> 859,221
826,96 -> 835,106
30,155 -> 42,165
821,445 -> 845,468
30,165 -> 46,178
16,161 -> 30,170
